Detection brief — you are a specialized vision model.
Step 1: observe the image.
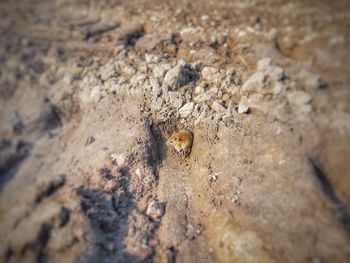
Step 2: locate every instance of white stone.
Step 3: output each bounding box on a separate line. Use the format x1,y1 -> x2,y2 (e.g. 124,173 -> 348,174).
238,105 -> 250,114
273,82 -> 285,95
268,65 -> 285,81
90,86 -> 102,103
194,85 -> 204,94
161,83 -> 169,94
164,64 -> 189,88
168,91 -> 183,109
222,111 -> 232,123
130,73 -> 146,86
202,66 -> 222,84
212,101 -> 226,112
209,174 -> 218,181
145,53 -> 160,64
241,71 -> 268,93
100,61 -> 117,81
177,59 -> 187,67
226,67 -> 235,77
179,102 -> 194,118
237,30 -> 247,37
287,91 -> 312,106
286,91 -> 313,114
149,77 -> 161,96
135,168 -> 142,178
194,107 -> 208,125
153,66 -> 166,78
194,92 -> 212,103
267,27 -> 277,40
153,97 -> 164,111
257,58 -> 272,71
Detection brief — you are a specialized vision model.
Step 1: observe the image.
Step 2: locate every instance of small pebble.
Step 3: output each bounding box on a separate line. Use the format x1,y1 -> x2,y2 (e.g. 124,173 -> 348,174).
168,91 -> 183,109
194,93 -> 212,103
153,65 -> 166,78
212,101 -> 226,112
209,174 -> 218,182
222,94 -> 230,102
238,105 -> 250,114
145,53 -> 160,64
149,77 -> 161,96
164,64 -> 188,88
179,102 -> 194,118
202,66 -> 219,83
135,168 -> 142,178
146,201 -> 165,220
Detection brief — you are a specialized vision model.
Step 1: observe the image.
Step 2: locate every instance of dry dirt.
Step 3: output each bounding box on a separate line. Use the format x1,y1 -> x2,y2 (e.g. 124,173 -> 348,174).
1,0 -> 350,262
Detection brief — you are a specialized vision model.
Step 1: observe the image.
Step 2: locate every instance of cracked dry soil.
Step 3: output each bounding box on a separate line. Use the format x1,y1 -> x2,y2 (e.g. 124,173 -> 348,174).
1,0 -> 350,262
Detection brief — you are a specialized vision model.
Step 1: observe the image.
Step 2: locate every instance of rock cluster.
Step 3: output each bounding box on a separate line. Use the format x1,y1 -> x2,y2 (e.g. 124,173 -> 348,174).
78,55 -> 316,126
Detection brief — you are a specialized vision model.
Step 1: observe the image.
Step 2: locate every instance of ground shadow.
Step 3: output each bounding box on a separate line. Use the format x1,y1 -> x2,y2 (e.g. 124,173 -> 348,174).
309,158 -> 350,232
77,166 -> 145,263
76,120 -> 167,262
0,140 -> 32,191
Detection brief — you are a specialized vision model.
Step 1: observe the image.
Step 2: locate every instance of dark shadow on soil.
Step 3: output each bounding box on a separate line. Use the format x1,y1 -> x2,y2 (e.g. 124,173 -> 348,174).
147,121 -> 168,168
39,99 -> 62,132
76,120 -> 166,263
309,158 -> 350,232
77,167 -> 145,263
120,26 -> 145,50
0,140 -> 32,191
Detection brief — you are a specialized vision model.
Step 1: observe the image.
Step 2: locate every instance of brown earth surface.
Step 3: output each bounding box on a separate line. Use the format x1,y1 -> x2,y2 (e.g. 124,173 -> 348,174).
1,0 -> 350,262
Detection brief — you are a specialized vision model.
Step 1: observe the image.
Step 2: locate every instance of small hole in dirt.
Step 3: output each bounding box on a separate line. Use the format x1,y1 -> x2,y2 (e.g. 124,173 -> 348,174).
166,246 -> 178,263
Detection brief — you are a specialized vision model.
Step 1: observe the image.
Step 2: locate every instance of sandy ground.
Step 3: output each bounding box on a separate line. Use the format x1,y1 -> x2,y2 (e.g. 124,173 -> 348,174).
1,0 -> 350,262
